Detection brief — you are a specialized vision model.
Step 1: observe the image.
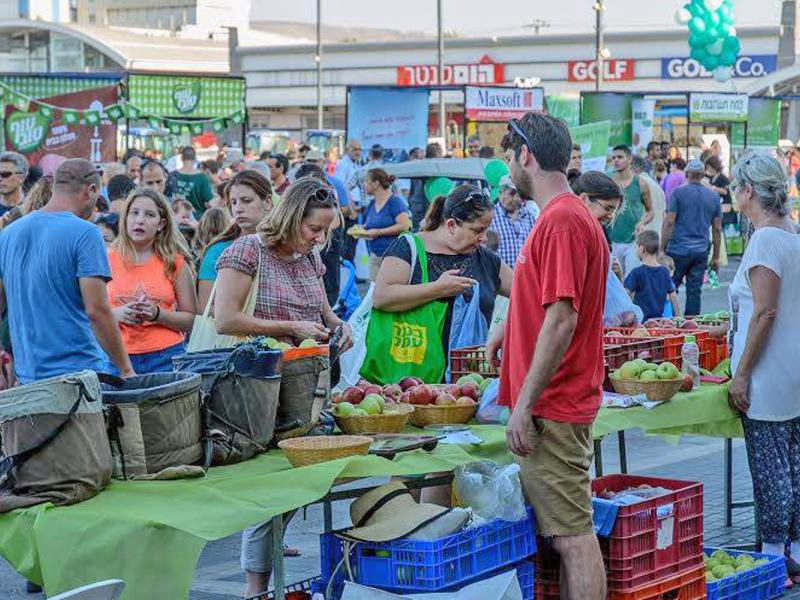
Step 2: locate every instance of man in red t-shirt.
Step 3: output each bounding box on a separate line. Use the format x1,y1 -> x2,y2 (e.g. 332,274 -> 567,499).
487,112 -> 608,599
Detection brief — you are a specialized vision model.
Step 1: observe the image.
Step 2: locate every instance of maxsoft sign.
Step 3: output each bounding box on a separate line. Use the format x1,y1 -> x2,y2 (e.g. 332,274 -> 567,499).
465,86 -> 544,121
662,55 -> 777,79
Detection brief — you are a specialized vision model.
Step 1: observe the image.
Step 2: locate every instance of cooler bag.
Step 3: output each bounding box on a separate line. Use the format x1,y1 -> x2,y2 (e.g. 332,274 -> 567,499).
173,343 -> 282,466
0,370 -> 112,512
274,346 -> 330,441
101,372 -> 204,480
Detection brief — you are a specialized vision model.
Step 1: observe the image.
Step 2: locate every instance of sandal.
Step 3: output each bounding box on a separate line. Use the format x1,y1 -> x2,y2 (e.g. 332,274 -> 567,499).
283,545 -> 301,557
786,556 -> 800,584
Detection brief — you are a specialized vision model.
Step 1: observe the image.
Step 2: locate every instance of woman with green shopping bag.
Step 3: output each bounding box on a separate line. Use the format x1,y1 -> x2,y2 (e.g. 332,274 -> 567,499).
363,184 -> 514,384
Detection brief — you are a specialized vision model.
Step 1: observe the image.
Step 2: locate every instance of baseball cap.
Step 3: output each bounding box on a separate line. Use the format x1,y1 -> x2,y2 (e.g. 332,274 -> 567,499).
686,159 -> 705,173
498,175 -> 517,191
306,149 -> 325,161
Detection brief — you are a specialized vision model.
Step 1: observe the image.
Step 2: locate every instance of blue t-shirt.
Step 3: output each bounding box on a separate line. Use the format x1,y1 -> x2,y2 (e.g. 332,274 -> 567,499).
364,194 -> 408,257
0,211 -> 111,383
624,264 -> 676,321
666,182 -> 721,256
198,239 -> 234,281
326,174 -> 349,208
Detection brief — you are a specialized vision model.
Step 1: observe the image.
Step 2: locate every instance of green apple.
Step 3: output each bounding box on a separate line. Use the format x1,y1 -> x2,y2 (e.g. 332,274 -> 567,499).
639,370 -> 658,381
640,362 -> 657,371
334,402 -> 356,417
353,408 -> 369,417
619,361 -> 640,379
262,337 -> 280,349
656,362 -> 680,380
480,378 -> 493,392
455,376 -> 472,387
467,373 -> 484,385
360,394 -> 383,415
298,338 -> 317,349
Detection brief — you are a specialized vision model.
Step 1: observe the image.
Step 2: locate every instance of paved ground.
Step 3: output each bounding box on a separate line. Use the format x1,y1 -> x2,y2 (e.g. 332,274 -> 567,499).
6,255 -> 797,598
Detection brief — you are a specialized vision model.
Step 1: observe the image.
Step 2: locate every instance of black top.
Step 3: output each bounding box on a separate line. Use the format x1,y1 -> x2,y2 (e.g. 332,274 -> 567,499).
711,173 -> 735,226
383,236 -> 502,359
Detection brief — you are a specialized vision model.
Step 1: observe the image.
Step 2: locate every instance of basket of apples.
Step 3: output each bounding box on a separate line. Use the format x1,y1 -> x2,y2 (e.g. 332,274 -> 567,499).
398,375 -> 485,427
332,382 -> 415,434
609,359 -> 685,402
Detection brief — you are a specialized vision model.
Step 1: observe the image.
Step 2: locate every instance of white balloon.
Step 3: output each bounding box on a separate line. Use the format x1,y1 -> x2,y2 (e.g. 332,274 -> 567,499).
704,0 -> 724,11
675,7 -> 692,24
706,40 -> 724,56
713,66 -> 732,83
728,26 -> 737,37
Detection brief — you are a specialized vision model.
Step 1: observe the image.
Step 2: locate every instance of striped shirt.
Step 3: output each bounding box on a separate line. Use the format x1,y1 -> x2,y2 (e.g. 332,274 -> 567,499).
489,204 -> 536,267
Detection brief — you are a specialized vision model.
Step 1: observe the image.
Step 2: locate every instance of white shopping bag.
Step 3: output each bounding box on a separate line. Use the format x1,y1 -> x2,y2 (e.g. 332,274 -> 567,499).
488,296 -> 509,338
338,283 -> 374,389
339,570 -> 522,600
354,238 -> 371,280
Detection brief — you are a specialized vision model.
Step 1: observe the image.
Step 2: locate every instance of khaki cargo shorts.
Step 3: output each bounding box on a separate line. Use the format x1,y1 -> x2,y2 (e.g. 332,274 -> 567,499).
515,417 -> 594,537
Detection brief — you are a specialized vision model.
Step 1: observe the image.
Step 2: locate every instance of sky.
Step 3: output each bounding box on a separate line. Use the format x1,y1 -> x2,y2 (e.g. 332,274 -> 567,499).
251,0 -> 782,37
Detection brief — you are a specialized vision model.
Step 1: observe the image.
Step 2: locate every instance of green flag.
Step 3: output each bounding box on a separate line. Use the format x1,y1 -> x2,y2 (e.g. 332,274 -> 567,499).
230,110 -> 245,125
212,118 -> 227,132
62,110 -> 80,125
189,122 -> 204,135
38,105 -> 54,119
147,116 -> 163,129
84,110 -> 101,126
105,104 -> 125,122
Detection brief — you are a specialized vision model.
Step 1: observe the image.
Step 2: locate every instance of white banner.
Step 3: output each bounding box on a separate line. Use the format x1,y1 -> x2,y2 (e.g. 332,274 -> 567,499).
465,86 -> 544,122
631,98 -> 656,155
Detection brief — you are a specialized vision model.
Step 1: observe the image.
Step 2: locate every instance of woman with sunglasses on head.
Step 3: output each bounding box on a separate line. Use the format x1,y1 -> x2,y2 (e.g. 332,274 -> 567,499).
106,187 -> 197,373
214,176 -> 352,597
196,170 -> 273,313
373,184 -> 514,361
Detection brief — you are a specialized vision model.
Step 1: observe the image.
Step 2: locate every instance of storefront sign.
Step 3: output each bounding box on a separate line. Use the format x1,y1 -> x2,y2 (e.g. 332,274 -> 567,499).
568,60 -> 635,82
689,93 -> 749,123
396,55 -> 504,86
465,86 -> 544,121
661,55 -> 778,79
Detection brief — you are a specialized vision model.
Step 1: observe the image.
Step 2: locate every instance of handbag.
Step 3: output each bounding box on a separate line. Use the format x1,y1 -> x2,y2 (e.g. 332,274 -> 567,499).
360,233 -> 448,385
187,247 -> 261,352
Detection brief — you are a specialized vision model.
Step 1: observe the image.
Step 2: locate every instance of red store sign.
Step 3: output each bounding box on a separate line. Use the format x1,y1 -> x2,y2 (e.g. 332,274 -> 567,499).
568,59 -> 636,82
397,55 -> 505,86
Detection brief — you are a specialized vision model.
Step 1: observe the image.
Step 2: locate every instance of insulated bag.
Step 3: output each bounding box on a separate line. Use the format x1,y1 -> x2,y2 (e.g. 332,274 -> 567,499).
0,370 -> 112,512
274,346 -> 330,441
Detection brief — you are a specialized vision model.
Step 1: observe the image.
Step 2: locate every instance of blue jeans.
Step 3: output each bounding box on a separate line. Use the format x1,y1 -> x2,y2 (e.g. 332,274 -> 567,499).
669,251 -> 707,316
103,342 -> 185,375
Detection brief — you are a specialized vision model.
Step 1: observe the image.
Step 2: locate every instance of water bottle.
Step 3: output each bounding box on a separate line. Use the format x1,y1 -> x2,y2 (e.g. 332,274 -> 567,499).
708,269 -> 720,289
681,335 -> 700,390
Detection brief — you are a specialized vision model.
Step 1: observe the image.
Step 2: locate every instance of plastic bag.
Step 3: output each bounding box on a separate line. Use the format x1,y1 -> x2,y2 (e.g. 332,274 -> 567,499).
604,262 -> 643,327
446,283 -> 488,383
454,460 -> 527,523
475,378 -> 509,425
338,283 -> 374,389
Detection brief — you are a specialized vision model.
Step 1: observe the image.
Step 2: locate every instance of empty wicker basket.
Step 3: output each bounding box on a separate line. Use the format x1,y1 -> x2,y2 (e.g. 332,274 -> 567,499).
278,435 -> 373,468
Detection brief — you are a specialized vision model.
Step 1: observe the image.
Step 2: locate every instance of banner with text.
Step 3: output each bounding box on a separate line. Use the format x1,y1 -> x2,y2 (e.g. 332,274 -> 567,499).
545,94 -> 580,127
347,87 -> 430,151
570,121 -> 612,173
631,98 -> 656,155
661,55 -> 777,79
465,86 -> 544,121
580,93 -> 633,147
731,97 -> 781,149
689,93 -> 749,123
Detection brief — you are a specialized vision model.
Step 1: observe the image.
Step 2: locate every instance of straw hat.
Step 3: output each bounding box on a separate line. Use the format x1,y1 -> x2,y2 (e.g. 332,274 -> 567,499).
341,482 -> 450,543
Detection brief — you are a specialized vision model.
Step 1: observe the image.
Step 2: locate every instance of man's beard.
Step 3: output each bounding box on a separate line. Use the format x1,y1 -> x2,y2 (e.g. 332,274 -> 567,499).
511,169 -> 534,200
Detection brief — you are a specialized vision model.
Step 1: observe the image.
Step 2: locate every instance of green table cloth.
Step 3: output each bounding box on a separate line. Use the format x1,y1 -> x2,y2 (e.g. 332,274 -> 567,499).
0,381 -> 738,600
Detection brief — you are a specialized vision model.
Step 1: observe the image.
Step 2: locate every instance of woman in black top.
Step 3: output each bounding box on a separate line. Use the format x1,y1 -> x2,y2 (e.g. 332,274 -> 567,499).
705,155 -> 736,227
373,184 -> 514,363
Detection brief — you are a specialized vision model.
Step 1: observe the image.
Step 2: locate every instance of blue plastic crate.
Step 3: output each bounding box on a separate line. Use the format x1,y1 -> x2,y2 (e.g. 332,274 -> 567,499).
320,507 -> 536,594
704,547 -> 785,600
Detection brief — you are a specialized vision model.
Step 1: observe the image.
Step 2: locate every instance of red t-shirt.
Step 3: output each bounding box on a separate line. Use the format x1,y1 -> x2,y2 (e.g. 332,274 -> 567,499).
498,193 -> 608,424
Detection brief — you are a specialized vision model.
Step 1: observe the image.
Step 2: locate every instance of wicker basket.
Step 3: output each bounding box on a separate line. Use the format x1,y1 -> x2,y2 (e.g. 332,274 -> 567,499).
407,402 -> 477,427
334,403 -> 414,434
610,376 -> 683,402
278,435 -> 373,468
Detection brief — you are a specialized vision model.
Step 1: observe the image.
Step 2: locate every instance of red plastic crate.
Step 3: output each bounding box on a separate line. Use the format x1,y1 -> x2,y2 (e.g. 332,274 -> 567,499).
593,475 -> 704,591
608,564 -> 706,600
449,345 -> 498,381
605,327 -> 712,371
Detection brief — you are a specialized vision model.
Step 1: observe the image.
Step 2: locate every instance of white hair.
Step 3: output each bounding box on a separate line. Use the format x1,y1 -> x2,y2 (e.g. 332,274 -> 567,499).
732,150 -> 789,217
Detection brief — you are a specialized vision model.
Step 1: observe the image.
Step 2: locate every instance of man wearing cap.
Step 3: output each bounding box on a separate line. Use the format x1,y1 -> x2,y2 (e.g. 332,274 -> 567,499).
489,175 -> 536,267
661,158 -> 722,316
0,158 -> 134,384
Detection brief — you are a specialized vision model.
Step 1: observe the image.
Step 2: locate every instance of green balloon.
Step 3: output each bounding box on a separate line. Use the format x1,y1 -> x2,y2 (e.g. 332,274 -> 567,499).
483,159 -> 509,188
707,27 -> 719,39
723,36 -> 741,54
690,46 -> 707,62
719,51 -> 737,66
709,12 -> 721,27
703,55 -> 720,70
489,186 -> 500,202
424,177 -> 455,202
688,34 -> 703,48
690,16 -> 706,33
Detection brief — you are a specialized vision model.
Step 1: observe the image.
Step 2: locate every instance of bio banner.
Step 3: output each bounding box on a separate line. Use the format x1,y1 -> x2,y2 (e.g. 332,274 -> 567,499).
545,94 -> 580,127
731,97 -> 781,149
127,75 -> 245,119
580,93 -> 633,147
347,87 -> 429,151
570,121 -> 612,173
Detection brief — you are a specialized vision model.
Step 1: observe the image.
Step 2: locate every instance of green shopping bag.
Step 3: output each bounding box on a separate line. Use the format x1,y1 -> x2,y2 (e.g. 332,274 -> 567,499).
360,234 -> 448,385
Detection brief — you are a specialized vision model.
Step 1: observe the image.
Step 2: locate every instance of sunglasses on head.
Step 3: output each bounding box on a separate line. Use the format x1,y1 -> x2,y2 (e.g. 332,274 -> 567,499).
507,119 -> 534,153
309,187 -> 336,204
0,171 -> 21,179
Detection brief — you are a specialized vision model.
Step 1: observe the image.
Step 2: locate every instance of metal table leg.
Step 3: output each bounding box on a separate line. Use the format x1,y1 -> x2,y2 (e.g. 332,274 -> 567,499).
617,430 -> 628,474
594,438 -> 604,477
724,438 -> 733,527
272,514 -> 285,600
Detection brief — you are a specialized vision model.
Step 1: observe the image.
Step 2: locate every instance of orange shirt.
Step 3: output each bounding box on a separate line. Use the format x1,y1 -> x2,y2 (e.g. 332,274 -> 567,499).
107,249 -> 185,354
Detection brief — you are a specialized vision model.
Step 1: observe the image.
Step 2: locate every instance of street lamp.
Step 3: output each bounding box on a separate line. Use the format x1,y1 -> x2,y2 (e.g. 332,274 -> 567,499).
593,0 -> 607,92
316,0 -> 323,129
437,0 -> 446,142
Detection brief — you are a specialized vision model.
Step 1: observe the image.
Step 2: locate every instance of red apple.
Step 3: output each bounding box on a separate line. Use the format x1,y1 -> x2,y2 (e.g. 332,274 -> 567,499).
342,386 -> 364,404
681,319 -> 698,330
362,384 -> 383,397
399,377 -> 419,392
435,393 -> 457,406
643,319 -> 661,329
408,385 -> 433,405
458,381 -> 480,400
382,384 -> 403,401
331,392 -> 344,405
680,374 -> 694,393
399,391 -> 411,404
443,384 -> 461,397
357,378 -> 371,390
456,396 -> 476,406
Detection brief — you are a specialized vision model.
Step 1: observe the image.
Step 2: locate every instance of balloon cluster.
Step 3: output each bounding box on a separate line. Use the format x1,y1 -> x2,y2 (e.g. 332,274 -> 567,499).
675,0 -> 740,83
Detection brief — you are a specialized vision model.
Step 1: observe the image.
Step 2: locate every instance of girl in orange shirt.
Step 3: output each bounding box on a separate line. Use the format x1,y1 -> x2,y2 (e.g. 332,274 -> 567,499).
107,187 -> 197,373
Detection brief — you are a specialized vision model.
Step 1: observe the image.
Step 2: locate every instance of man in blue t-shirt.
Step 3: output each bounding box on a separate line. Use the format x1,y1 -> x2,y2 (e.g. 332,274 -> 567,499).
661,159 -> 722,316
0,159 -> 133,384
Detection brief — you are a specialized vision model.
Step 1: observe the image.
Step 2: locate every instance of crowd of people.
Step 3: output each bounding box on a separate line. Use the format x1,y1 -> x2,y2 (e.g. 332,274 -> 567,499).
1,110 -> 800,597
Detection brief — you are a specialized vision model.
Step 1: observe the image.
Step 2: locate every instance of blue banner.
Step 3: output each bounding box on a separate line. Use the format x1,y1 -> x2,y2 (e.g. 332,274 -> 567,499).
661,55 -> 777,79
347,87 -> 430,152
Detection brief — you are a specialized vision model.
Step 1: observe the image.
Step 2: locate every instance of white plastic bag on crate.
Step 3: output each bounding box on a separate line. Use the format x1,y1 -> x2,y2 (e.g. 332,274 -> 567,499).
454,461 -> 527,524
339,570 -> 523,600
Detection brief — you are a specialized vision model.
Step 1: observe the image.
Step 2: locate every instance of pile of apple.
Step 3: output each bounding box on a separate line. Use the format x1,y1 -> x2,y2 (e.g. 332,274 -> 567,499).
400,374 -> 488,407
258,337 -> 319,351
612,359 -> 686,383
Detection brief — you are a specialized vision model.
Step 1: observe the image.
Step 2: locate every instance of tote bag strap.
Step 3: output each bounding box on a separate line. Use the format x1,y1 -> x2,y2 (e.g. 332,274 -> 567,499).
400,233 -> 421,285
200,239 -> 263,318
408,233 -> 431,284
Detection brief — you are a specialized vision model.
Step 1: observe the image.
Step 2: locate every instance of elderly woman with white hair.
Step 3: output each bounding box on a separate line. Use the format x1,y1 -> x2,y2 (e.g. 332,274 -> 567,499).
728,150 -> 800,582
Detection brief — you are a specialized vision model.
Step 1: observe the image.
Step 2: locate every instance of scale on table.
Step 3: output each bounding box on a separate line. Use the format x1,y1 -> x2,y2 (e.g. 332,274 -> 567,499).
423,424 -> 484,445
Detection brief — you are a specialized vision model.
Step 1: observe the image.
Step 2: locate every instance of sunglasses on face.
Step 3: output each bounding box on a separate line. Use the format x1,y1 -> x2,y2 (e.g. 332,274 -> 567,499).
0,171 -> 21,179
